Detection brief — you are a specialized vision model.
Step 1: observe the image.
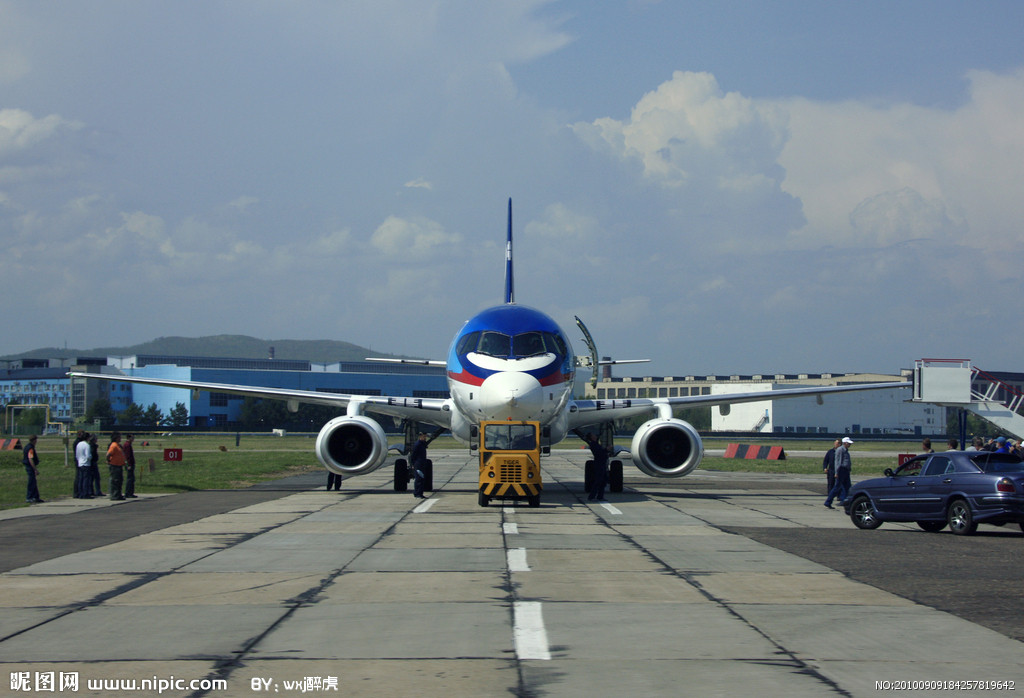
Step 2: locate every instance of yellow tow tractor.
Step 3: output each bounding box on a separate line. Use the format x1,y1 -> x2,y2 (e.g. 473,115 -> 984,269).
474,420 -> 544,507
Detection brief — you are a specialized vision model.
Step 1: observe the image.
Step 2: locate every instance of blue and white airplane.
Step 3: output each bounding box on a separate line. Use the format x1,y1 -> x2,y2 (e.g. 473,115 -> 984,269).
70,200 -> 910,487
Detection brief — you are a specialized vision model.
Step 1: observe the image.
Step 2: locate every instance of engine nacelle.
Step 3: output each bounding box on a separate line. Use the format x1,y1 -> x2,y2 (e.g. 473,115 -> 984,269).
630,418 -> 703,478
315,415 -> 389,476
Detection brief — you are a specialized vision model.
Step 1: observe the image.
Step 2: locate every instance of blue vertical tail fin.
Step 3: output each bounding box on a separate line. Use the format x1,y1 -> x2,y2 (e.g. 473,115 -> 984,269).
504,198 -> 514,304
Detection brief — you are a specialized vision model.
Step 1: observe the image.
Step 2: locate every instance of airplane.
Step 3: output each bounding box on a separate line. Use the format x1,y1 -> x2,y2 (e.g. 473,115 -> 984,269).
69,199 -> 911,489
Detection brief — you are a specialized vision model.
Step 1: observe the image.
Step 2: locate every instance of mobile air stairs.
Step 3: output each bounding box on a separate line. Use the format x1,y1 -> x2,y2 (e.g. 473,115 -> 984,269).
911,359 -> 1024,440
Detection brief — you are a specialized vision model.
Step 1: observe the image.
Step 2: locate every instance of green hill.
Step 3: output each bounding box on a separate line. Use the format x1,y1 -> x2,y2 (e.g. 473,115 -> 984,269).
1,335 -> 416,364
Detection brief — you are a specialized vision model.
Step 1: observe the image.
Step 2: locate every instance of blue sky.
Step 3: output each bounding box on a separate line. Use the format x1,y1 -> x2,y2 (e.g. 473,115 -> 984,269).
2,1 -> 1022,376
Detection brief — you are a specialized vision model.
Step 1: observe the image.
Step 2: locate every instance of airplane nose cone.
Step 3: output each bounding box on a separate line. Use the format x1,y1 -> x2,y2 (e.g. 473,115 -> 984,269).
479,372 -> 544,421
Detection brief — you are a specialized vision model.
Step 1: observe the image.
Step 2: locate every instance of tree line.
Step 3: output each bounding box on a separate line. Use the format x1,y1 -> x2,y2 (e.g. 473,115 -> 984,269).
83,398 -> 189,429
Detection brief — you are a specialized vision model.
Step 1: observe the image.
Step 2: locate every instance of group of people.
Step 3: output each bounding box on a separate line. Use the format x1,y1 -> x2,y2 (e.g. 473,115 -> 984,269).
74,430 -> 137,501
21,431 -> 138,505
966,435 -> 1024,457
822,437 -> 854,509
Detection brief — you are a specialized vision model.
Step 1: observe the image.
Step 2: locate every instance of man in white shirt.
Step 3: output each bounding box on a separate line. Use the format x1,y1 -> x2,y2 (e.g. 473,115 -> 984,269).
74,431 -> 93,499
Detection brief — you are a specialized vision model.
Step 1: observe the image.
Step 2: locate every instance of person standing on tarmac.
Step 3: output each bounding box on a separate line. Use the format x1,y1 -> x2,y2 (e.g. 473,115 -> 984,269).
74,431 -> 93,499
123,433 -> 138,498
582,432 -> 609,502
106,432 -> 127,501
411,433 -> 428,499
89,434 -> 104,497
22,435 -> 44,504
326,470 -> 343,491
822,439 -> 839,493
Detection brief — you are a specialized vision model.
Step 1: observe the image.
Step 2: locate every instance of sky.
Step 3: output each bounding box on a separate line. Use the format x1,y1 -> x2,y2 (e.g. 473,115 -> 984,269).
2,0 -> 1023,376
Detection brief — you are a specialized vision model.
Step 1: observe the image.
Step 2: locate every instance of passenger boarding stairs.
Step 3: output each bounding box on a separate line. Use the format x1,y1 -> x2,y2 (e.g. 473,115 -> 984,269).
752,410 -> 770,432
912,359 -> 1024,439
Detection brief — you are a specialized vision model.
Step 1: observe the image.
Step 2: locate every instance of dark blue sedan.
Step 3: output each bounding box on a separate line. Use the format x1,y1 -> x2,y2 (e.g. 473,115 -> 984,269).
843,451 -> 1024,535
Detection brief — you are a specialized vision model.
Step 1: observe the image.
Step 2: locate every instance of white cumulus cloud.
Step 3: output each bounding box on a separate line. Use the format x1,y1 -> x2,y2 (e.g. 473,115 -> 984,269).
0,108 -> 80,155
370,215 -> 462,257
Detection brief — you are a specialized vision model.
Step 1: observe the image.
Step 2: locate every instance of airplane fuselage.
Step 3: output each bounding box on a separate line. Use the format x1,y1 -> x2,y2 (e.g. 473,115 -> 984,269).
446,303 -> 575,444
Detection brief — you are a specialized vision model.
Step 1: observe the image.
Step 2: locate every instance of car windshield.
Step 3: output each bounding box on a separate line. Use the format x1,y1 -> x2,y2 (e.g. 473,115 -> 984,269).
971,453 -> 1024,473
484,424 -> 537,450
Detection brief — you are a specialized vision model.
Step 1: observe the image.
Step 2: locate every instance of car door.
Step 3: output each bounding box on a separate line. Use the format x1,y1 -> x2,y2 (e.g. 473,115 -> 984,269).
872,455 -> 928,519
914,455 -> 953,518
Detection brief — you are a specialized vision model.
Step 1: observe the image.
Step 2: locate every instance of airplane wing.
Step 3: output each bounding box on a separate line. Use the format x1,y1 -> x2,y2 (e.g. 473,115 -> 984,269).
568,380 -> 913,428
66,371 -> 451,426
365,357 -> 447,367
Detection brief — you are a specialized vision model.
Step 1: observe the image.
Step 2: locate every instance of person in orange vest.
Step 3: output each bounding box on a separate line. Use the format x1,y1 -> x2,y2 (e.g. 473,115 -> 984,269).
106,432 -> 127,501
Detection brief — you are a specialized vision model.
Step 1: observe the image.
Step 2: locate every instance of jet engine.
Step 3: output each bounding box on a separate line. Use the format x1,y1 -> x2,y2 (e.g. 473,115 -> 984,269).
630,418 -> 703,478
315,415 -> 389,476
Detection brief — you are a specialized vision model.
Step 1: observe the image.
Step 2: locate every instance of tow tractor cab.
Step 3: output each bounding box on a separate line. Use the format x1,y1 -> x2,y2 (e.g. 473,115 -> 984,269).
474,420 -> 545,507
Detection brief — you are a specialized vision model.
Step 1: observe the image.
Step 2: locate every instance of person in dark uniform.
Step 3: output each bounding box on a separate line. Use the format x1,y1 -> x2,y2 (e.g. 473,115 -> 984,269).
326,470 -> 343,491
89,434 -> 104,497
23,435 -> 44,504
582,432 -> 609,501
411,432 -> 428,499
822,439 -> 839,493
123,433 -> 138,498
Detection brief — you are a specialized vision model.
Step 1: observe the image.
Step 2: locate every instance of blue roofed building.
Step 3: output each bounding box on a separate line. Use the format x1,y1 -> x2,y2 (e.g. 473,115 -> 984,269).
2,354 -> 447,431
101,355 -> 448,428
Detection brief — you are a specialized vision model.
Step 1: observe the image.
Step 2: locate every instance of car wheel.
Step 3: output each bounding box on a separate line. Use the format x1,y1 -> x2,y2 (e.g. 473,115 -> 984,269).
916,520 -> 946,532
850,496 -> 882,530
947,499 -> 978,536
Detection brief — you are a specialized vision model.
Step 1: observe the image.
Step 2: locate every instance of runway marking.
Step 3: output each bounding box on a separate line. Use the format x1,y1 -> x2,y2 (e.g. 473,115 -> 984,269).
507,547 -> 530,572
413,497 -> 438,513
513,601 -> 551,660
600,502 -> 622,515
503,507 -> 515,515
503,522 -> 519,535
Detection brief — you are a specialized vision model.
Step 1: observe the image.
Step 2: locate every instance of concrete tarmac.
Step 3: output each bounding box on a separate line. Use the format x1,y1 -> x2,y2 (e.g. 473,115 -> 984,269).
1,451 -> 1022,697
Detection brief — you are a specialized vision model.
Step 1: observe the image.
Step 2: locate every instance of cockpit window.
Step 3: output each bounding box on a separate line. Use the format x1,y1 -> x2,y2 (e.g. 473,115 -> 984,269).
477,331 -> 511,358
548,332 -> 568,356
513,332 -> 547,357
465,329 -> 569,360
457,331 -> 481,356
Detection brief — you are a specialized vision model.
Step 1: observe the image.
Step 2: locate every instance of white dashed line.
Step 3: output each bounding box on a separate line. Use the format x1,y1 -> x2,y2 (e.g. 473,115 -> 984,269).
507,547 -> 530,572
600,502 -> 622,515
503,522 -> 519,535
413,497 -> 438,513
513,601 -> 551,660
